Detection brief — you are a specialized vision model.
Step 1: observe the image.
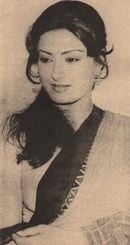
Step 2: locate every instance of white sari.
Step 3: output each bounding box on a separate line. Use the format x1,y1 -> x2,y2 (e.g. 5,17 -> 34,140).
0,111 -> 130,244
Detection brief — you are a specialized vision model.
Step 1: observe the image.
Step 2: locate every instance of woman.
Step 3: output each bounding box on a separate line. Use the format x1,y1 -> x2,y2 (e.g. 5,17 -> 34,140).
1,0 -> 130,244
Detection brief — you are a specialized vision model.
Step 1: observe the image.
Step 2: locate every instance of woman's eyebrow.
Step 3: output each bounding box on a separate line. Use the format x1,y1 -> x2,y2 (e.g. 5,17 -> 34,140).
38,50 -> 52,55
61,49 -> 86,54
38,49 -> 86,55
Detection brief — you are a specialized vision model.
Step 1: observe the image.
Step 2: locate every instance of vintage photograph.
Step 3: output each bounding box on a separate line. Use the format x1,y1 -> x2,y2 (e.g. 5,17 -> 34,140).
0,1 -> 130,244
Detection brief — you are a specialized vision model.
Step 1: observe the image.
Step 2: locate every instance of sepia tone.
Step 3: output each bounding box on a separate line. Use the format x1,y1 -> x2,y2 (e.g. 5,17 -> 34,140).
0,0 -> 130,120
0,1 -> 130,244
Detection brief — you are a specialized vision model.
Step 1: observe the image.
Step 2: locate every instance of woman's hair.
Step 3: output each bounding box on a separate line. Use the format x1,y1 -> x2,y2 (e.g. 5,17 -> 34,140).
5,1 -> 113,167
26,0 -> 112,83
5,89 -> 75,168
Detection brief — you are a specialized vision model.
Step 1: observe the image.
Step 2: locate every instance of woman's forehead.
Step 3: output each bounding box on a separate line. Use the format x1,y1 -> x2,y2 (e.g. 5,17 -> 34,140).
37,29 -> 87,54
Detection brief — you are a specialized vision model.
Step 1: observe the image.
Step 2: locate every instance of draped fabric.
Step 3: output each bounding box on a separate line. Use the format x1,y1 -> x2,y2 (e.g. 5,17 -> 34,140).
30,105 -> 104,225
0,109 -> 130,245
51,111 -> 130,231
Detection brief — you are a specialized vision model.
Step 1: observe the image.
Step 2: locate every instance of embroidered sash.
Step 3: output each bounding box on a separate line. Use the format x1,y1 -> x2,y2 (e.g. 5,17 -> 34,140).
29,105 -> 104,225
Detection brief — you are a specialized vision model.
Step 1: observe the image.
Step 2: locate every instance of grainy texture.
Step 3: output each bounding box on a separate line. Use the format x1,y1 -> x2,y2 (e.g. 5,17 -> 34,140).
0,1 -> 130,245
0,0 -> 130,119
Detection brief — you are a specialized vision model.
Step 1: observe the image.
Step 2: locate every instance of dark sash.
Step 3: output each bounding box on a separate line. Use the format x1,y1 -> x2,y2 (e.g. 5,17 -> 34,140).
29,105 -> 104,225
0,105 -> 104,244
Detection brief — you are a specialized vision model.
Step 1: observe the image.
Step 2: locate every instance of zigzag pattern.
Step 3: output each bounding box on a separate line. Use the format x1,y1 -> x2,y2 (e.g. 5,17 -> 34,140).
59,162 -> 87,216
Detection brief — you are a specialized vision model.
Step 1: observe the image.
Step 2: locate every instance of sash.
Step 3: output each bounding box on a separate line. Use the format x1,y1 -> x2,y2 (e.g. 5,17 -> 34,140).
0,105 -> 104,244
29,105 -> 104,225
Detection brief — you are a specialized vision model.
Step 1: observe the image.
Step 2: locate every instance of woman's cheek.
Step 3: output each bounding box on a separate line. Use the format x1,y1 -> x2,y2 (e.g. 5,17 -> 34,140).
39,70 -> 52,84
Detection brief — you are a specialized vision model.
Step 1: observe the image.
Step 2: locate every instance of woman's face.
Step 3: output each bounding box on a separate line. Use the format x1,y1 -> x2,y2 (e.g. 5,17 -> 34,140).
36,29 -> 95,104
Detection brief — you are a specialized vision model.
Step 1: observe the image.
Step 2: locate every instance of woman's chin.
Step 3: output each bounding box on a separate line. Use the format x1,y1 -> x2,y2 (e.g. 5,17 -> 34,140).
49,96 -> 81,106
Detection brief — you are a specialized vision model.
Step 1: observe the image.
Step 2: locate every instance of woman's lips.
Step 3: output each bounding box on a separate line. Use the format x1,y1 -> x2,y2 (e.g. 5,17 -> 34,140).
51,84 -> 71,92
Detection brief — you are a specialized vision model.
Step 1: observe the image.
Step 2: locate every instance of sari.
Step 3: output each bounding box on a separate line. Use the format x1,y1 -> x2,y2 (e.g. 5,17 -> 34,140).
0,107 -> 130,244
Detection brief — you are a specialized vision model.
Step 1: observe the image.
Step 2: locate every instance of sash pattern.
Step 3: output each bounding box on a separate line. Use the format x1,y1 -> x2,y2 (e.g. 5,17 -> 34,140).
59,162 -> 87,218
29,105 -> 104,226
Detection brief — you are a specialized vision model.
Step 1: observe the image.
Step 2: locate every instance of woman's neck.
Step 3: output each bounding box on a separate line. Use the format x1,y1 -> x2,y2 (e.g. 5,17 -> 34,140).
56,95 -> 93,131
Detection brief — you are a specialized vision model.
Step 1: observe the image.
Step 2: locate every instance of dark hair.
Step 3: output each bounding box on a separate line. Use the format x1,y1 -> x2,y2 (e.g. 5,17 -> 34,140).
5,88 -> 75,168
26,0 -> 112,83
5,1 -> 113,167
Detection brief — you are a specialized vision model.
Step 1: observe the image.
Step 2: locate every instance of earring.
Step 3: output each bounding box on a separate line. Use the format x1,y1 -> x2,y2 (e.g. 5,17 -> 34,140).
94,74 -> 101,86
30,72 -> 41,84
30,64 -> 41,84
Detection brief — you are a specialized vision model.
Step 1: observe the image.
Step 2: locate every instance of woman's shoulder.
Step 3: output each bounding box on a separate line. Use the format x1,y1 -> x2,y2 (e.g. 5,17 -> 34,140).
104,109 -> 130,124
97,109 -> 130,159
102,109 -> 130,133
95,108 -> 130,154
0,134 -> 23,228
0,137 -> 22,181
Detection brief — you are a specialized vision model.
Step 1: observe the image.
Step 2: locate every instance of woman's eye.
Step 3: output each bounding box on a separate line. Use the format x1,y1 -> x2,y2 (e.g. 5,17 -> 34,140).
39,57 -> 52,63
66,57 -> 80,63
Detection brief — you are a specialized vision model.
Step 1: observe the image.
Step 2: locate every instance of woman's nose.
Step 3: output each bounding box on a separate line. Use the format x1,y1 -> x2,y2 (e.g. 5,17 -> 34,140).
51,61 -> 63,81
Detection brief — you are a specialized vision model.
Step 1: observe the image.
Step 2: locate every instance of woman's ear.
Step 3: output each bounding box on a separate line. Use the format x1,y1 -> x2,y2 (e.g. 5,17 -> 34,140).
30,64 -> 41,84
95,62 -> 102,76
93,62 -> 102,87
95,55 -> 108,79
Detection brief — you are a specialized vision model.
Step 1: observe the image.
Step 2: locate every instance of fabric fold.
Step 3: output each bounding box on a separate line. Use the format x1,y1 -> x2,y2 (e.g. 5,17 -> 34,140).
30,105 -> 104,225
